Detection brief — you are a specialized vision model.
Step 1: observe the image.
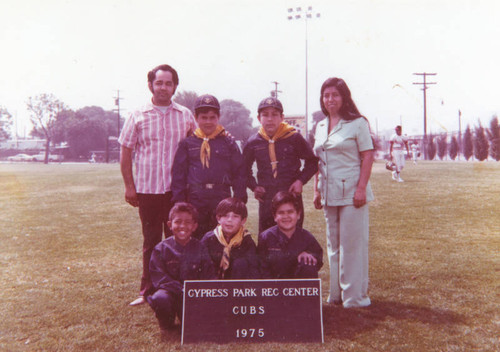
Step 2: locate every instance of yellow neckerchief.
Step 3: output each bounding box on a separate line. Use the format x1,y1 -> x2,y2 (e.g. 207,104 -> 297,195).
258,122 -> 296,178
193,125 -> 225,168
214,224 -> 250,278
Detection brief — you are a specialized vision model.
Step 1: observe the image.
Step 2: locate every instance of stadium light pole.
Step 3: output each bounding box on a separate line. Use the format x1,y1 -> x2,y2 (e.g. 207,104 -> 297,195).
287,6 -> 320,141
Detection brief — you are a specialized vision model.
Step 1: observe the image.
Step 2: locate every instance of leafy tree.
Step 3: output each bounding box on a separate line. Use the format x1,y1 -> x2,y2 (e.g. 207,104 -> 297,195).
437,133 -> 447,160
53,106 -> 120,159
473,120 -> 489,161
219,99 -> 256,144
0,106 -> 12,141
463,125 -> 473,161
487,116 -> 500,161
174,90 -> 198,114
27,94 -> 66,163
449,136 -> 458,160
427,134 -> 436,160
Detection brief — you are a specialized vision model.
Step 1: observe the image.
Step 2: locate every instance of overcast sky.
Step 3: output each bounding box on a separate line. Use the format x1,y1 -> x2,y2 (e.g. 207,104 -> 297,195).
1,0 -> 499,138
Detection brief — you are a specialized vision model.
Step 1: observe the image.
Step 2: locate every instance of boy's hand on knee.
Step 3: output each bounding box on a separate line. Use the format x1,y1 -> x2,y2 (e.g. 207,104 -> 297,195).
298,252 -> 317,266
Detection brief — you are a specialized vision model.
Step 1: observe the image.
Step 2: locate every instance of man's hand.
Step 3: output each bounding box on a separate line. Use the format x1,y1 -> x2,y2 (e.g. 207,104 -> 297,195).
125,186 -> 139,207
288,179 -> 303,195
253,186 -> 266,203
298,252 -> 317,266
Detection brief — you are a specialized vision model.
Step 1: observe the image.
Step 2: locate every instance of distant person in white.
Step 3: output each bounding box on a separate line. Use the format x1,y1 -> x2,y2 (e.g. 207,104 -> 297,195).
410,142 -> 419,164
389,125 -> 409,182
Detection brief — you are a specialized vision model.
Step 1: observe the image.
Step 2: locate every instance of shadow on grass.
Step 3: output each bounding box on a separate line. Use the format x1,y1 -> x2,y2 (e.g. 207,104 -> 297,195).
323,299 -> 465,339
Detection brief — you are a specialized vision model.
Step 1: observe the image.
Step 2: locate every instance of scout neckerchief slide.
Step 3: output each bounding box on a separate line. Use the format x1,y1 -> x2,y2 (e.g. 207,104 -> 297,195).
214,224 -> 250,279
258,122 -> 296,178
193,125 -> 226,168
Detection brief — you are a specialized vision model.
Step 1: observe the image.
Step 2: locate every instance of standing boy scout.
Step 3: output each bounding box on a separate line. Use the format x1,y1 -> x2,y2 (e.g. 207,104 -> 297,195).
243,97 -> 318,233
171,94 -> 247,238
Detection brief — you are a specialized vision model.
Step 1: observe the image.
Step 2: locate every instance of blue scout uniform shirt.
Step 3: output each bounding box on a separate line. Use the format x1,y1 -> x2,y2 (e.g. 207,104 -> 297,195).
313,117 -> 375,207
171,134 -> 247,203
243,132 -> 318,191
257,225 -> 323,279
201,230 -> 260,279
149,237 -> 216,296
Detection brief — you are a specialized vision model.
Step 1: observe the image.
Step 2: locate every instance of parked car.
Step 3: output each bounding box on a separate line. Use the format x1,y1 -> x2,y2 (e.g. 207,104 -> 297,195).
7,153 -> 34,162
32,153 -> 64,162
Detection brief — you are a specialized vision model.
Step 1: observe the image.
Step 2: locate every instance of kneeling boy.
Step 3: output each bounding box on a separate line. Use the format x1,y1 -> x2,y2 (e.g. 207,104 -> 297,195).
258,191 -> 323,279
201,198 -> 259,279
147,202 -> 216,332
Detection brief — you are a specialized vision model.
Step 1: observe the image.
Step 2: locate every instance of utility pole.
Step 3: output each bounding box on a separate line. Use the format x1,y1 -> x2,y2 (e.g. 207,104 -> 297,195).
270,81 -> 282,99
413,72 -> 437,159
458,109 -> 462,160
110,90 -> 123,163
114,90 -> 123,135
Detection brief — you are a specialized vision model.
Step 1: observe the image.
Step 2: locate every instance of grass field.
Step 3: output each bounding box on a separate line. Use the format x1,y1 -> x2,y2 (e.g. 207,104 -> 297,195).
0,161 -> 499,351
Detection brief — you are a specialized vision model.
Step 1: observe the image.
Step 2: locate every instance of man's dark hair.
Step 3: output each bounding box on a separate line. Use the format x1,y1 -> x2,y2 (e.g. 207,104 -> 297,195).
216,198 -> 248,219
271,191 -> 301,216
169,202 -> 198,222
147,64 -> 179,86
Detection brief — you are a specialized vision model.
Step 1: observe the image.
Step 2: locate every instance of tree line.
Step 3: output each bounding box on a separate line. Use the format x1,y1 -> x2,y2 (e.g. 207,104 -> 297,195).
0,92 -> 258,163
427,116 -> 499,161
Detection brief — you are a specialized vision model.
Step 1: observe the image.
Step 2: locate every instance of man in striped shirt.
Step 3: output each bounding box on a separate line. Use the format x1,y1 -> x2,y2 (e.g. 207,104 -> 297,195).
118,64 -> 197,306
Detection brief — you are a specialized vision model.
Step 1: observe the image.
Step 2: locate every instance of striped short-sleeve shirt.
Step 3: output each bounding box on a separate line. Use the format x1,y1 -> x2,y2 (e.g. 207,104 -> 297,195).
118,101 -> 197,194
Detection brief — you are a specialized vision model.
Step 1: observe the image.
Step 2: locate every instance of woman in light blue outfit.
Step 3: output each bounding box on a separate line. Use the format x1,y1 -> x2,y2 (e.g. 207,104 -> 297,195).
313,77 -> 375,308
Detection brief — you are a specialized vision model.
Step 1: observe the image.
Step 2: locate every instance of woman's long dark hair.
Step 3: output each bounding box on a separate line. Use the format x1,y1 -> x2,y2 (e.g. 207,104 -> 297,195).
320,77 -> 361,120
320,77 -> 379,150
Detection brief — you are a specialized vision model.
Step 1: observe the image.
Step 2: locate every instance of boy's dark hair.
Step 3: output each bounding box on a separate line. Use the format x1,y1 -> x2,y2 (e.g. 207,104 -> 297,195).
195,107 -> 220,117
169,202 -> 198,222
271,191 -> 301,216
216,198 -> 248,219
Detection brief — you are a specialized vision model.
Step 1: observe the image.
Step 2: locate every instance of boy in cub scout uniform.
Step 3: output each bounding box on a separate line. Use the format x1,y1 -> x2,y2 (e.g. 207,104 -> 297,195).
243,97 -> 318,233
171,94 -> 247,239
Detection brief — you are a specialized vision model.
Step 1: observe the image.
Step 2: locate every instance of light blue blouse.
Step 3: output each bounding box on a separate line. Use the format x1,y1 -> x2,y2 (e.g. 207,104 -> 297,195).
313,117 -> 374,206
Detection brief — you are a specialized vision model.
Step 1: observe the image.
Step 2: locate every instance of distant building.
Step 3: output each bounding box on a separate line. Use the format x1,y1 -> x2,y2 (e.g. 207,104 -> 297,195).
284,115 -> 306,138
0,139 -> 46,150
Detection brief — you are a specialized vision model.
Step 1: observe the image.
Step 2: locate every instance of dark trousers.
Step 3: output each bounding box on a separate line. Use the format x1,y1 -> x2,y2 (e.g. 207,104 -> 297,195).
188,187 -> 231,239
137,192 -> 173,296
147,289 -> 182,329
258,188 -> 304,234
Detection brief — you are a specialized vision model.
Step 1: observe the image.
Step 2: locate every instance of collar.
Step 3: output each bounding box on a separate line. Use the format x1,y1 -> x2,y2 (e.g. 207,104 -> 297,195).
140,100 -> 184,114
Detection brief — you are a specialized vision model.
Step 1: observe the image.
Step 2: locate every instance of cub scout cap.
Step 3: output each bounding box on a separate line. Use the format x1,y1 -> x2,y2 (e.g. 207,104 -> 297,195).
258,97 -> 283,113
194,94 -> 220,112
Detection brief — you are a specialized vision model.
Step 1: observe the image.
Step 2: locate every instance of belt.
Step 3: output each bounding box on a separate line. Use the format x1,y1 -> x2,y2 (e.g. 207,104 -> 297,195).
189,183 -> 230,191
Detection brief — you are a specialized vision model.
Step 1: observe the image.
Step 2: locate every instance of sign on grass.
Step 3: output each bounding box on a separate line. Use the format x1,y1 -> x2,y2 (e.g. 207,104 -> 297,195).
181,279 -> 323,344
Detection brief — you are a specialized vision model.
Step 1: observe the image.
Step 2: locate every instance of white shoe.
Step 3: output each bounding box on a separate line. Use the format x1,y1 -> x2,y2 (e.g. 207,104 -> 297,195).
398,177 -> 404,182
391,171 -> 397,181
129,296 -> 145,306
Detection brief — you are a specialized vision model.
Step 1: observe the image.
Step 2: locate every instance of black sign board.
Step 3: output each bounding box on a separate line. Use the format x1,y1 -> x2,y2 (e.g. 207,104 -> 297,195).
181,279 -> 323,344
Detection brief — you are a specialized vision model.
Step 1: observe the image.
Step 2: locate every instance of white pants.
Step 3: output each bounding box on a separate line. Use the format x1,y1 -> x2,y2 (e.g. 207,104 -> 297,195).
324,204 -> 370,308
393,150 -> 405,173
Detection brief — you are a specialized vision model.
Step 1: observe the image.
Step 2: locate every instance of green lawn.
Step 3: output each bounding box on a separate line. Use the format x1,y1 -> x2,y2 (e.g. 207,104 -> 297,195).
0,161 -> 499,351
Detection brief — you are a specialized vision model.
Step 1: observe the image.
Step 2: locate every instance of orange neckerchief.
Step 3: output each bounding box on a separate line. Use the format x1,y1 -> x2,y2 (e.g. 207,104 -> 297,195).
193,125 -> 225,168
258,122 -> 296,178
213,224 -> 250,278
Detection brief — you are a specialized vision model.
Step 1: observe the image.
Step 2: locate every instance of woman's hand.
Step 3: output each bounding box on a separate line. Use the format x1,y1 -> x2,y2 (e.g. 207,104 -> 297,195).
313,190 -> 323,209
353,187 -> 367,208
